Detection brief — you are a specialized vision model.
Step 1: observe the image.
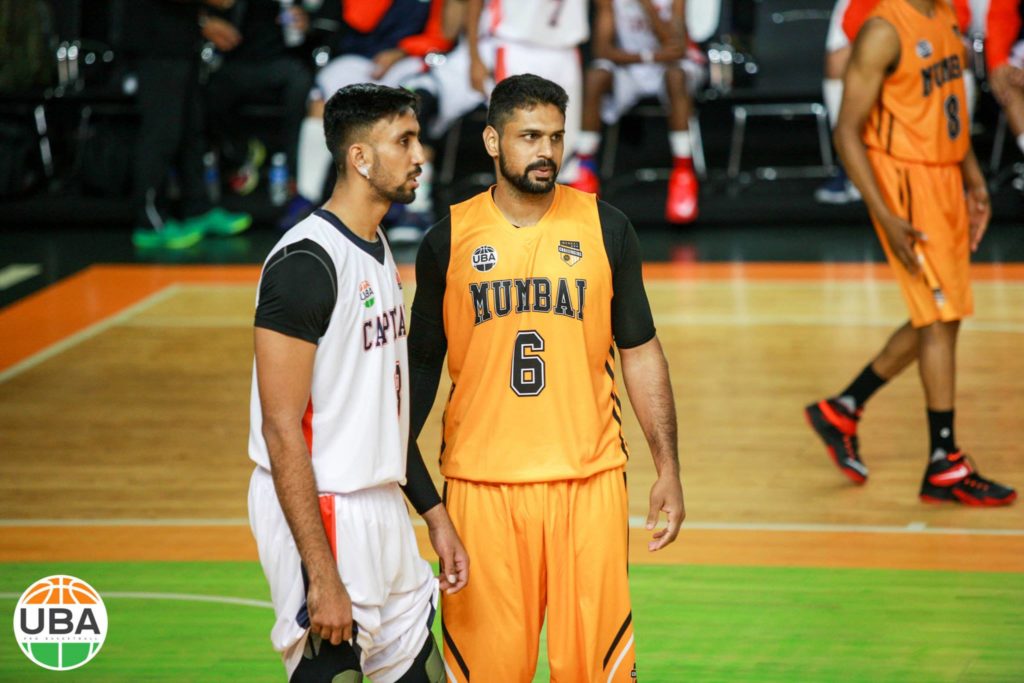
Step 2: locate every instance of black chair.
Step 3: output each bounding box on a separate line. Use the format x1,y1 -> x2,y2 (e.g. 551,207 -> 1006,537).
723,0 -> 834,181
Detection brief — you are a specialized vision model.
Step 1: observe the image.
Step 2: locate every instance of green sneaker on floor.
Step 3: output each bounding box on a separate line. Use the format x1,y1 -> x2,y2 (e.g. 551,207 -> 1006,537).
132,221 -> 205,250
184,207 -> 253,237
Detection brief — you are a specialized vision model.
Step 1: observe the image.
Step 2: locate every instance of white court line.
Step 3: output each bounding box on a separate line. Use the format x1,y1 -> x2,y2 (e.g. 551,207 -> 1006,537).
654,313 -> 1024,332
3,517 -> 1022,537
0,591 -> 272,609
643,280 -> 1024,290
0,285 -> 180,385
0,263 -> 42,290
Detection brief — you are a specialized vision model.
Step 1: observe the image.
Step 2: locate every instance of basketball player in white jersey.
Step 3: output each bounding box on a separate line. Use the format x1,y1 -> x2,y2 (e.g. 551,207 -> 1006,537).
466,0 -> 590,174
248,83 -> 468,683
571,0 -> 704,224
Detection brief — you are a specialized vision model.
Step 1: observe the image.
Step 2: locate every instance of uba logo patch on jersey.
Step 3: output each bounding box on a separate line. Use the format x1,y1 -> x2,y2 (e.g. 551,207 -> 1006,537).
916,39 -> 933,59
558,240 -> 583,267
472,245 -> 498,272
359,280 -> 375,308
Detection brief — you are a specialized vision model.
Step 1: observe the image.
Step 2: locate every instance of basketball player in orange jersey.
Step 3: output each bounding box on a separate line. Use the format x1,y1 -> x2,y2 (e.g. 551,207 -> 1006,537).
805,0 -> 1016,505
816,0 -> 971,204
408,74 -> 686,681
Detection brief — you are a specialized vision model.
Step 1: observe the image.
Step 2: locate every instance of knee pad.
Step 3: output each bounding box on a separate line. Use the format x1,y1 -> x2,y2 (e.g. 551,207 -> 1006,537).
394,633 -> 445,683
290,633 -> 362,683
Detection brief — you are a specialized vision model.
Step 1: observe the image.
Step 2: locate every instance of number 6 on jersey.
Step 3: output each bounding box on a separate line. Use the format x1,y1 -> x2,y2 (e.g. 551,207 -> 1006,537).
511,330 -> 546,396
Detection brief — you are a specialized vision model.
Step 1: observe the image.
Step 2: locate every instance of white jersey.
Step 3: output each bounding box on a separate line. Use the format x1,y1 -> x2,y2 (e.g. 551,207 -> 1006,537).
488,0 -> 589,48
248,209 -> 409,494
614,0 -> 672,53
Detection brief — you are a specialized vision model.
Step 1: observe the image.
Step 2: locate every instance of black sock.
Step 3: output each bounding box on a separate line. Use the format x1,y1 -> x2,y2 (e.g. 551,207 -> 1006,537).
838,364 -> 887,411
927,409 -> 956,457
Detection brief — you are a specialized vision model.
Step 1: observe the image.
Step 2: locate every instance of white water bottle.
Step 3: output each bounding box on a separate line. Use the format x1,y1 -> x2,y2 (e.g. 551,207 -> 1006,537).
279,0 -> 303,47
269,153 -> 289,206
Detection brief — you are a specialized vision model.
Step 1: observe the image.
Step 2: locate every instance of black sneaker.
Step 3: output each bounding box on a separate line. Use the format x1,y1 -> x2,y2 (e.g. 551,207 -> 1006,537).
805,398 -> 868,484
920,451 -> 1017,506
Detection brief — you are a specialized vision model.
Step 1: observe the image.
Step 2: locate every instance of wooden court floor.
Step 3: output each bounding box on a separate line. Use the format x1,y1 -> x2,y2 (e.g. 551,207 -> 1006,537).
1,263 -> 1022,572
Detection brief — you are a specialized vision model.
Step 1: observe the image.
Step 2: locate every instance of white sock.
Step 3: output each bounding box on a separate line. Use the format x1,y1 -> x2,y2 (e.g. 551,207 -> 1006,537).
1017,133 -> 1024,155
409,160 -> 433,213
823,78 -> 843,128
576,131 -> 601,157
669,130 -> 692,159
297,117 -> 332,202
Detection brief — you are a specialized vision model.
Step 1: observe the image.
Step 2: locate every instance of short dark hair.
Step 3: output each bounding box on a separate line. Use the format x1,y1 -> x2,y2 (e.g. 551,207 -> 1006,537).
323,83 -> 419,174
486,74 -> 568,132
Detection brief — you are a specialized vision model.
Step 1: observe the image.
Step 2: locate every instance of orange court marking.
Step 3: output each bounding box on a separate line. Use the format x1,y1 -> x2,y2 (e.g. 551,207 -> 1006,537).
3,525 -> 1021,573
3,262 -> 1022,374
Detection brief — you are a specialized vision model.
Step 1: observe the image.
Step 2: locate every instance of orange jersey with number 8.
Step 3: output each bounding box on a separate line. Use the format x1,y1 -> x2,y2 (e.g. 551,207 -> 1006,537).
861,0 -> 969,165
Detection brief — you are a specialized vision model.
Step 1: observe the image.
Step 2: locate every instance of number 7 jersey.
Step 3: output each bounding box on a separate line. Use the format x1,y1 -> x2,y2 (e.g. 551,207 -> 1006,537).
861,0 -> 969,164
428,185 -> 655,483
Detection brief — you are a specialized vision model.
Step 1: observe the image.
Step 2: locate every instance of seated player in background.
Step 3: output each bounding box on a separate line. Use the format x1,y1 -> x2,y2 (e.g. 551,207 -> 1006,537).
203,0 -> 313,198
570,0 -> 704,224
283,0 -> 453,236
806,0 -> 1015,506
986,0 -> 1024,186
816,0 -> 972,204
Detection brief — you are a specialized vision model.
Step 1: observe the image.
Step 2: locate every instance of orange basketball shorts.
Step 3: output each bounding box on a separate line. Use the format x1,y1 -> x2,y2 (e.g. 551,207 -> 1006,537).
867,149 -> 973,328
440,467 -> 636,683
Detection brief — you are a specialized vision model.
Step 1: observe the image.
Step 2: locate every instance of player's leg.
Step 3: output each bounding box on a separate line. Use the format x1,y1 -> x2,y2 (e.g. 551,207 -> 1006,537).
571,62 -> 615,194
806,319 -> 920,481
391,634 -> 445,683
441,479 -> 545,683
816,0 -> 860,204
664,63 -> 698,223
546,469 -> 634,683
989,56 -> 1024,173
355,488 -> 442,683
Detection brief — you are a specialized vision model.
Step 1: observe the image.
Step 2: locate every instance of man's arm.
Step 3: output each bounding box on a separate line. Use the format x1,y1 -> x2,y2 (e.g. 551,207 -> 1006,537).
960,146 -> 991,252
600,202 -> 684,551
619,338 -> 685,551
254,328 -> 352,645
406,220 -> 469,594
638,0 -> 687,50
835,17 -> 924,274
467,0 -> 488,93
594,0 -> 685,65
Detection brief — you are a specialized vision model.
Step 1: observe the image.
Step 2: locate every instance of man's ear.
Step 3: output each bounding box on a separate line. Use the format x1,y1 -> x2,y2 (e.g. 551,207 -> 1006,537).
482,126 -> 500,159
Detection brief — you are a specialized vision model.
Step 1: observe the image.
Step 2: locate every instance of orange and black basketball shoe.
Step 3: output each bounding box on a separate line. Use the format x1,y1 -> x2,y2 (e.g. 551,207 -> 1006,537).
920,451 -> 1017,506
805,398 -> 868,484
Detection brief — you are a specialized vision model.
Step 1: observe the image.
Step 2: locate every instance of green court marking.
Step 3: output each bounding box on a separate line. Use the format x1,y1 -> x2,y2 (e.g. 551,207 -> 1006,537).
1,563 -> 1021,682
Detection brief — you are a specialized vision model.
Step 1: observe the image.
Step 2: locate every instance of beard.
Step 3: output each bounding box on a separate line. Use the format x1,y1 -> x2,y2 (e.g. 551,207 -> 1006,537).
498,153 -> 558,195
369,162 -> 420,204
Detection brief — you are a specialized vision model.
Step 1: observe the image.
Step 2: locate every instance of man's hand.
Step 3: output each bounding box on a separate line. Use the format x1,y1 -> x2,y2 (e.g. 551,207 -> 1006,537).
371,48 -> 408,80
306,570 -> 353,645
202,16 -> 242,52
878,212 -> 927,274
966,183 -> 991,252
646,471 -> 685,552
470,55 -> 490,95
656,41 -> 687,63
423,504 -> 469,594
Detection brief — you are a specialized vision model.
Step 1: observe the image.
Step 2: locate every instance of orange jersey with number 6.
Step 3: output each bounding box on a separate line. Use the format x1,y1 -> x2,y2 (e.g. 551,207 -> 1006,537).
861,0 -> 969,165
439,185 -> 627,484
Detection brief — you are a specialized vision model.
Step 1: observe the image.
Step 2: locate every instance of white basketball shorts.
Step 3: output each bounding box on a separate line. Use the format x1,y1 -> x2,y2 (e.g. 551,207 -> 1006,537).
248,467 -> 437,683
